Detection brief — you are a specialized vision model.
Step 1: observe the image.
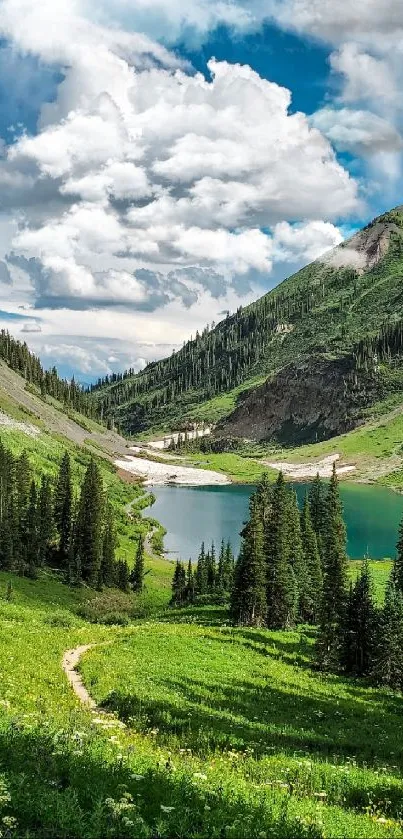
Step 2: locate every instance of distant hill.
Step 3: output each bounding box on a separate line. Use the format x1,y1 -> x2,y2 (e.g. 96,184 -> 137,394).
91,206 -> 403,443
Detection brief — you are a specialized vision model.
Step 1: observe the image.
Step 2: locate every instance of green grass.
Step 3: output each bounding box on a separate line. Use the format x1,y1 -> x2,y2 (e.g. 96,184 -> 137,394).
81,620 -> 403,838
1,571 -> 402,839
348,560 -> 392,604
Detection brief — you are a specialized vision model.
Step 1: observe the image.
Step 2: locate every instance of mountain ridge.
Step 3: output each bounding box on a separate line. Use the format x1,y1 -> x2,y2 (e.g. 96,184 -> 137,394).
91,205 -> 403,442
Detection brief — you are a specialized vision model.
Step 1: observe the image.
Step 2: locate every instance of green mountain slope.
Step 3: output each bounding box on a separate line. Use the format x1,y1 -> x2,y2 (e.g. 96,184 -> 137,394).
92,206 -> 403,441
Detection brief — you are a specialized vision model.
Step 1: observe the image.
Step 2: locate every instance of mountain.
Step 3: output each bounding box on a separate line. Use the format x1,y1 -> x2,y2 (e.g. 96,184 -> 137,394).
92,206 -> 403,443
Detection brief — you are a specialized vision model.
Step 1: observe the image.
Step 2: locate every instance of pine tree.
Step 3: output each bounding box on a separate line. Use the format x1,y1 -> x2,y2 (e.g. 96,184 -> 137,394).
54,451 -> 73,563
265,472 -> 296,629
195,542 -> 208,595
342,558 -> 377,675
186,559 -> 195,603
300,496 -> 322,623
394,512 -> 403,594
75,459 -> 104,587
316,464 -> 348,669
38,476 -> 54,567
206,542 -> 216,591
308,473 -> 326,563
116,559 -> 130,592
100,502 -> 117,587
25,480 -> 39,577
286,489 -> 307,623
171,560 -> 187,606
131,534 -> 145,593
372,570 -> 403,689
231,494 -> 267,626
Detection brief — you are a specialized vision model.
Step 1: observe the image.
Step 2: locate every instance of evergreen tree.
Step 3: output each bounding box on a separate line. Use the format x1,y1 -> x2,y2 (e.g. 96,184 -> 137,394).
316,464 -> 348,669
116,559 -> 130,592
308,473 -> 326,562
195,542 -> 208,594
186,559 -> 195,603
131,534 -> 145,593
300,496 -> 322,623
395,512 -> 403,594
100,502 -> 117,587
75,459 -> 104,587
231,494 -> 267,626
24,480 -> 39,577
286,489 -> 307,623
342,558 -> 377,676
38,476 -> 54,567
206,542 -> 216,590
54,451 -> 73,563
372,570 -> 403,690
171,560 -> 187,606
265,472 -> 296,629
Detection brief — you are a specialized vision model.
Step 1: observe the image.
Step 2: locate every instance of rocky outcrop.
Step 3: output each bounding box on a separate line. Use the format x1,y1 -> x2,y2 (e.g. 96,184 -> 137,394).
217,355 -> 380,445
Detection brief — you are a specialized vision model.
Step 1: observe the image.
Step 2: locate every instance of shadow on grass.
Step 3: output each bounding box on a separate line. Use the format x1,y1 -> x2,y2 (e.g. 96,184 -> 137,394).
0,721 -> 321,839
101,667 -> 403,775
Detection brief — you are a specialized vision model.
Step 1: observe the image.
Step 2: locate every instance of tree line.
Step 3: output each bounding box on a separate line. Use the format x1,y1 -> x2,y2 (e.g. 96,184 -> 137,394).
0,329 -> 100,420
171,466 -> 403,692
0,440 -> 145,593
171,540 -> 235,607
89,262 -> 360,433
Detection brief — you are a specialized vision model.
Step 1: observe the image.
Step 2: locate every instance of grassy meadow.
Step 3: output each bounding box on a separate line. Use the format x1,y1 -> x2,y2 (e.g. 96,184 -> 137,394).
1,558 -> 402,838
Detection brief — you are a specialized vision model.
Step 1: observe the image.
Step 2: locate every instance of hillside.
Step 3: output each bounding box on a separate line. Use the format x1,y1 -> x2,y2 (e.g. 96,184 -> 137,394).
91,206 -> 403,443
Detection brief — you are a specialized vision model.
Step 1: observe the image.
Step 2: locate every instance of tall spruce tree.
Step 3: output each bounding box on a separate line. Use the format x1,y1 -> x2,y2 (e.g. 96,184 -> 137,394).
171,560 -> 187,606
75,459 -> 104,587
100,502 -> 117,587
186,559 -> 195,603
25,480 -> 39,577
38,476 -> 54,567
231,494 -> 267,626
265,472 -> 296,629
342,558 -> 377,676
116,559 -> 130,592
54,451 -> 73,563
308,473 -> 326,563
195,542 -> 208,595
372,570 -> 403,690
131,534 -> 145,593
300,496 -> 322,623
316,464 -> 348,669
395,513 -> 403,594
286,489 -> 308,623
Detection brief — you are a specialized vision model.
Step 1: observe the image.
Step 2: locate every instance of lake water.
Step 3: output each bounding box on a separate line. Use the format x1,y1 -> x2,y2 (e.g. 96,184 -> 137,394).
151,482 -> 403,561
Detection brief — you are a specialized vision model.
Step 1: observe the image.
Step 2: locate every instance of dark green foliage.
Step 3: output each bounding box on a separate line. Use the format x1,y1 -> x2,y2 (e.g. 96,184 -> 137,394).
172,540 -> 235,608
100,502 -> 117,587
230,472 -> 326,631
316,465 -> 348,669
308,474 -> 326,563
0,438 -> 132,592
54,451 -> 73,564
75,459 -> 104,587
265,473 -> 297,629
342,559 -> 377,676
171,559 -> 187,606
0,328 -> 100,420
116,559 -> 130,592
372,570 -> 403,690
230,495 -> 266,626
130,534 -> 145,593
300,497 -> 322,623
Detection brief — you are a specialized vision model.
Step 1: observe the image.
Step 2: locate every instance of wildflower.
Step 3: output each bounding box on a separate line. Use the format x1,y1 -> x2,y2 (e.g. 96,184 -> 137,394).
193,773 -> 208,780
160,805 -> 175,813
313,792 -> 327,799
132,774 -> 145,781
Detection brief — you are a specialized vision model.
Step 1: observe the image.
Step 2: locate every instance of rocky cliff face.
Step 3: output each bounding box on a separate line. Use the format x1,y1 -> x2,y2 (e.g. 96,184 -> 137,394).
217,356 -> 380,444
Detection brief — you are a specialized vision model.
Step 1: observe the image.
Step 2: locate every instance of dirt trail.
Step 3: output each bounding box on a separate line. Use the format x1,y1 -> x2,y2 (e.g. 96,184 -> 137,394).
62,644 -> 97,708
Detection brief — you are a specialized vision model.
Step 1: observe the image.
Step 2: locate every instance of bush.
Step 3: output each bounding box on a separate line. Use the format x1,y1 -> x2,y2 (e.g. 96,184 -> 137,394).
102,611 -> 130,626
77,590 -> 135,624
44,610 -> 75,628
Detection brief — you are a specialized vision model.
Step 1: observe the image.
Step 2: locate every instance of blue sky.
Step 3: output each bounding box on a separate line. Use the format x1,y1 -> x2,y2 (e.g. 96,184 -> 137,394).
0,0 -> 401,380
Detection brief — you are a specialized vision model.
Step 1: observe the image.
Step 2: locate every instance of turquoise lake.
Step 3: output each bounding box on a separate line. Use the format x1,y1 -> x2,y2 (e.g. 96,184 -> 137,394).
151,482 -> 403,561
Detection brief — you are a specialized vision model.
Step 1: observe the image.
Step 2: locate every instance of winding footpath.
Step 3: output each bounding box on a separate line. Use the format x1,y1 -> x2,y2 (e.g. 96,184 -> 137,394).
62,644 -> 98,708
